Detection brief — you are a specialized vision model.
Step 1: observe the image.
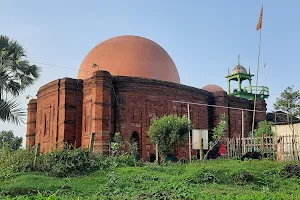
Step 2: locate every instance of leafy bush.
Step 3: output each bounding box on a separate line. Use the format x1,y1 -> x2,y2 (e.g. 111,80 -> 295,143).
113,153 -> 143,167
0,148 -> 34,173
232,170 -> 254,184
187,171 -> 219,184
283,164 -> 300,178
34,148 -> 99,177
0,143 -> 143,178
33,147 -> 143,177
148,115 -> 192,160
110,132 -> 124,156
254,120 -> 274,137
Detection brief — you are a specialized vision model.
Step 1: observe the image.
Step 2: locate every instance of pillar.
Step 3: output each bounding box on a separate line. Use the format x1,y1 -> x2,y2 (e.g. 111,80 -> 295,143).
228,80 -> 231,94
91,70 -> 112,154
26,99 -> 37,150
238,77 -> 241,92
249,79 -> 252,93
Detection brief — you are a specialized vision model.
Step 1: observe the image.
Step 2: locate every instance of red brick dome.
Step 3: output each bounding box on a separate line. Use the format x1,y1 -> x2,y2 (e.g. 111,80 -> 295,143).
202,84 -> 224,93
78,35 -> 180,83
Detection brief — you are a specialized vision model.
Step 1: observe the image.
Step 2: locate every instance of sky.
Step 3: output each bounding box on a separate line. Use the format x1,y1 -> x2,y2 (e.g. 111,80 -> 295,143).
1,0 -> 299,141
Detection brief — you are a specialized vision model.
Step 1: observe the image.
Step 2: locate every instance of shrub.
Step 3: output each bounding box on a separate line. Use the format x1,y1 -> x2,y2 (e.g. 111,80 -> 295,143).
0,148 -> 34,173
0,144 -> 142,178
148,115 -> 192,161
33,148 -> 142,177
34,148 -> 99,177
110,132 -> 125,156
188,171 -> 218,184
283,164 -> 300,178
232,170 -> 254,184
112,154 -> 142,167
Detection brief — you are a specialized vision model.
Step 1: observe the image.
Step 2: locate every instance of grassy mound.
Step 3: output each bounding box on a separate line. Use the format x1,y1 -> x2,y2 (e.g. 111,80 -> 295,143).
1,159 -> 300,199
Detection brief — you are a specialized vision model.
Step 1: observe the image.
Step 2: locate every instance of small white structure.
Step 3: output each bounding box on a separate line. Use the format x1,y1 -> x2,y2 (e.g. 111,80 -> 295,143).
192,129 -> 209,150
272,123 -> 300,137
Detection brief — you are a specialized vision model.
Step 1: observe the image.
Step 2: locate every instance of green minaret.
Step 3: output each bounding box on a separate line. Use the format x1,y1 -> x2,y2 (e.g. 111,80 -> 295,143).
225,55 -> 269,100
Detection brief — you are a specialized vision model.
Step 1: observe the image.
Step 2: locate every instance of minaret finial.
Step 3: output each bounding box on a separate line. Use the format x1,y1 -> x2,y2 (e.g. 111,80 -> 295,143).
238,55 -> 240,65
249,66 -> 251,74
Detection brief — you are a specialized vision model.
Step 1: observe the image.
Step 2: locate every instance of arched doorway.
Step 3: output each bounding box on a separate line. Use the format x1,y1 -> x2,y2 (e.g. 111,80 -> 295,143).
130,131 -> 140,160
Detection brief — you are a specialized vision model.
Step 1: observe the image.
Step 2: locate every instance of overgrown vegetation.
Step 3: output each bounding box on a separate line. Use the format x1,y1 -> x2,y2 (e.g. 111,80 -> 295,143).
110,132 -> 124,156
204,113 -> 227,159
283,164 -> 300,178
1,159 -> 300,199
254,120 -> 274,137
148,115 -> 192,161
0,145 -> 140,179
34,148 -> 100,177
0,147 -> 34,173
1,112 -> 300,199
0,139 -> 300,199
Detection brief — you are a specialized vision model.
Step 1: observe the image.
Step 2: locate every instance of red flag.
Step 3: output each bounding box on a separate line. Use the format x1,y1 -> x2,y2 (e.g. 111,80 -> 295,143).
256,5 -> 263,30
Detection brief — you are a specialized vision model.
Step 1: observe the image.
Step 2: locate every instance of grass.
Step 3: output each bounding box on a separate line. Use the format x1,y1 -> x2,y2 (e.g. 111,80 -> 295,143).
1,159 -> 300,199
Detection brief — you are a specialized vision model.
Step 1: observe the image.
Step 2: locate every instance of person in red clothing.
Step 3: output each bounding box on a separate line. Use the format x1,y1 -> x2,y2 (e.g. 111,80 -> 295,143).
218,144 -> 227,156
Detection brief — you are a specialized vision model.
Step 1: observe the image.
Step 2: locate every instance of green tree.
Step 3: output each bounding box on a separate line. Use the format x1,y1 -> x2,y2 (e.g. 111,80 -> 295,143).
274,86 -> 300,160
204,114 -> 227,159
0,130 -> 23,151
274,86 -> 300,136
0,35 -> 40,125
148,115 -> 192,161
254,120 -> 274,137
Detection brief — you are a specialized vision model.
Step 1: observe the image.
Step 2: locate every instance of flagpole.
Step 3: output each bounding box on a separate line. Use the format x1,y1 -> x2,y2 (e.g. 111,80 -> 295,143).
265,61 -> 267,87
251,20 -> 262,136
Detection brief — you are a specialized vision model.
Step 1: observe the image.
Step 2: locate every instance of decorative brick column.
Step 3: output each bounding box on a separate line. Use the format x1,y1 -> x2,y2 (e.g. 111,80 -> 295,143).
91,70 -> 112,154
59,78 -> 83,148
26,99 -> 37,150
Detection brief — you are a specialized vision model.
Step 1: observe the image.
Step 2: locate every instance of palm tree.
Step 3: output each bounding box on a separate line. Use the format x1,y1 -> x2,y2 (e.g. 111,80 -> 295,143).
0,35 -> 40,125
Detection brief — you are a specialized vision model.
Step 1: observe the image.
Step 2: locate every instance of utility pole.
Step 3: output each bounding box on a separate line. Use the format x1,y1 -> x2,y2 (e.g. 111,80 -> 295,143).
242,109 -> 246,154
187,103 -> 191,162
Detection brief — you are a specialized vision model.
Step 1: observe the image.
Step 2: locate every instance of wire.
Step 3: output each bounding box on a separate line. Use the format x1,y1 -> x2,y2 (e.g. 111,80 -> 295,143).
27,60 -> 282,96
29,61 -> 93,73
1,59 -> 288,116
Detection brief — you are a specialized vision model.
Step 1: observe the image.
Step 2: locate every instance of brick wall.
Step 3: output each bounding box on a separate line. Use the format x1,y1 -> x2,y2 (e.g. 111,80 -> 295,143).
27,71 -> 267,160
112,75 -> 212,161
33,78 -> 83,153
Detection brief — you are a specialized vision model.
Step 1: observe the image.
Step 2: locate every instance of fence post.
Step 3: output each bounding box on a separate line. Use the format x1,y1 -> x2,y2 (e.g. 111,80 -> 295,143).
261,135 -> 264,151
89,132 -> 95,153
241,109 -> 245,155
156,143 -> 159,162
199,133 -> 203,160
243,137 -> 246,155
227,138 -> 230,158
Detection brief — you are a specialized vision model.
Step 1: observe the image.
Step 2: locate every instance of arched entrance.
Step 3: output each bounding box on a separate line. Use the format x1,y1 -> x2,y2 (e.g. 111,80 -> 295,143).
130,131 -> 140,160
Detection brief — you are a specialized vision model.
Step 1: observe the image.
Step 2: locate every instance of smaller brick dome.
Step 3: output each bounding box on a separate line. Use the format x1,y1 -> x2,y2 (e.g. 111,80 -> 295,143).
202,84 -> 224,93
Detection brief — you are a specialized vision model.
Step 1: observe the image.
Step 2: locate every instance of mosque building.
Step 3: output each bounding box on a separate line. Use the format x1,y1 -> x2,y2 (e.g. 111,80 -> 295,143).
26,35 -> 268,160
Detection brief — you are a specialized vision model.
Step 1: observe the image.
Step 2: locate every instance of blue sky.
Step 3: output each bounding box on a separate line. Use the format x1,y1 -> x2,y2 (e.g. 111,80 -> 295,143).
1,0 -> 299,140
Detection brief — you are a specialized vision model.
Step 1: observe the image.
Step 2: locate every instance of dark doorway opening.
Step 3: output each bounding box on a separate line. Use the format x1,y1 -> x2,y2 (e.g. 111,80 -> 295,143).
130,131 -> 140,160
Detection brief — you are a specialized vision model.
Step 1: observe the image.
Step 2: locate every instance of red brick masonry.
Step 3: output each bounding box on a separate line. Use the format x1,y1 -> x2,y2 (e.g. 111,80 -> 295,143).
26,70 -> 266,161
